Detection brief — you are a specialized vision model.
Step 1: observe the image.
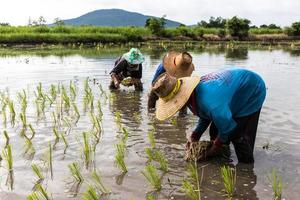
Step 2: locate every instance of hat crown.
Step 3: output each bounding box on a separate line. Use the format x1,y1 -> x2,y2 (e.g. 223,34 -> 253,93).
176,52 -> 192,69
152,73 -> 177,98
123,48 -> 145,64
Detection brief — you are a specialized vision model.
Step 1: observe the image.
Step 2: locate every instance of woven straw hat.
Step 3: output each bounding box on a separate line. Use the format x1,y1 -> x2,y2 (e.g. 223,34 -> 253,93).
163,51 -> 195,78
152,73 -> 200,120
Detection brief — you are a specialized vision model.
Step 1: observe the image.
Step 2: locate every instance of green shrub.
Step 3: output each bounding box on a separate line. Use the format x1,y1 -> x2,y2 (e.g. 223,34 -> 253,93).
226,16 -> 251,39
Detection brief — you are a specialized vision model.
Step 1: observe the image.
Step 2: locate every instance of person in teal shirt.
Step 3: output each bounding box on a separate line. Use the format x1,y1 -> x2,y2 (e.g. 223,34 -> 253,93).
152,68 -> 266,163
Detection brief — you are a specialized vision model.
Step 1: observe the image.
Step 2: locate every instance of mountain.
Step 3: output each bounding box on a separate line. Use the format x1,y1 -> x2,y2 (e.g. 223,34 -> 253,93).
62,9 -> 182,27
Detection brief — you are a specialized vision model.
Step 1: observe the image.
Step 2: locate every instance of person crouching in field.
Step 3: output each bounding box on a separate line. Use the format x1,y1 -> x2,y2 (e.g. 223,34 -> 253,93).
152,68 -> 266,163
109,48 -> 145,91
148,51 -> 195,113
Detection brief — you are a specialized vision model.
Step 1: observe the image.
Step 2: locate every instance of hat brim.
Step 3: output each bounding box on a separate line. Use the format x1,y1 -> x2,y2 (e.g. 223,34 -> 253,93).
123,52 -> 145,65
155,76 -> 200,121
163,52 -> 194,78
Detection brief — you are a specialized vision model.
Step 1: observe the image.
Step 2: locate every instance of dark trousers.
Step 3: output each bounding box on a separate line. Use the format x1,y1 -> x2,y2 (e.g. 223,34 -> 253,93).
209,109 -> 261,163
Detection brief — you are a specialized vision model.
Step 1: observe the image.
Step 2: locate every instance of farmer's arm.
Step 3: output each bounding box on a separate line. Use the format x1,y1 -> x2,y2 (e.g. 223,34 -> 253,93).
188,118 -> 211,142
110,58 -> 127,75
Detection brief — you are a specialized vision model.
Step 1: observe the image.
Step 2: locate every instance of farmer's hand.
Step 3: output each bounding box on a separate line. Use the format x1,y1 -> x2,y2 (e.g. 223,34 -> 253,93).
206,137 -> 223,158
185,132 -> 201,150
111,74 -> 120,88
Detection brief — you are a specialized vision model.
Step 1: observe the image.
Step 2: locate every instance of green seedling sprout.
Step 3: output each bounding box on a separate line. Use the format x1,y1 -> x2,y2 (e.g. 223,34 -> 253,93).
148,130 -> 156,149
31,164 -> 45,188
68,162 -> 84,196
154,150 -> 168,173
145,147 -> 155,162
97,100 -> 103,120
62,116 -> 72,133
72,102 -> 80,122
70,80 -> 77,100
27,183 -> 52,200
220,165 -> 236,198
141,164 -> 162,191
121,127 -> 129,143
51,112 -> 57,127
82,185 -> 99,200
114,140 -> 127,173
7,99 -> 16,126
61,86 -> 71,111
2,101 -> 7,127
2,144 -> 14,190
20,112 -> 27,129
29,124 -> 36,140
36,82 -> 43,100
4,130 -> 10,147
60,132 -> 69,154
50,84 -> 57,101
115,111 -> 121,126
42,143 -> 53,180
91,170 -> 110,194
52,127 -> 60,148
82,132 -> 92,169
24,136 -> 36,159
268,168 -> 283,200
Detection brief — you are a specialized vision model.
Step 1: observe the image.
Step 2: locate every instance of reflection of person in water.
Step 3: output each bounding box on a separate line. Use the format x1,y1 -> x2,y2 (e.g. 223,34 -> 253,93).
109,90 -> 142,128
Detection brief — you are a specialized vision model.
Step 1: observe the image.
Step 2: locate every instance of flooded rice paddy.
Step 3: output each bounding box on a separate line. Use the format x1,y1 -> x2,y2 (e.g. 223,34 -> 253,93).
0,46 -> 300,200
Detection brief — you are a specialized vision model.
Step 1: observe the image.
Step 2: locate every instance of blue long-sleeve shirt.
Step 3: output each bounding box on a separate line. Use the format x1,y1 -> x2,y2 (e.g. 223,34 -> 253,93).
188,68 -> 266,142
151,63 -> 166,84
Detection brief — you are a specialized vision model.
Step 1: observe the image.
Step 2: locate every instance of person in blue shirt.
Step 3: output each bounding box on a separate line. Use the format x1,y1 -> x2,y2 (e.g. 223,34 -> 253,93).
148,51 -> 195,110
152,68 -> 266,163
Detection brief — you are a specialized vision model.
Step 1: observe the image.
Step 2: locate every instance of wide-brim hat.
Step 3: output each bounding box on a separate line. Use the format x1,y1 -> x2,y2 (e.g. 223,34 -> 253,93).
152,73 -> 200,120
163,51 -> 195,78
123,48 -> 145,65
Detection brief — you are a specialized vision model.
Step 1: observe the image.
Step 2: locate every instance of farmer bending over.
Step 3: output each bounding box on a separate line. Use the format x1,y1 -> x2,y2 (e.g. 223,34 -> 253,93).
109,48 -> 145,91
152,68 -> 266,163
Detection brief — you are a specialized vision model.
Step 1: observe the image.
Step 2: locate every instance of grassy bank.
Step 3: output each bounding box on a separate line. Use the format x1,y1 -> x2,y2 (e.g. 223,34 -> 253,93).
0,25 -> 300,45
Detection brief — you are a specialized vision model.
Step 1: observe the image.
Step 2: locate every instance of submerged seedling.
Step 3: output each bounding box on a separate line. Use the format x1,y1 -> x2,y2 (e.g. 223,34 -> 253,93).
91,170 -> 110,194
141,164 -> 162,191
114,140 -> 127,173
31,163 -> 45,188
82,132 -> 92,169
2,144 -> 14,190
220,165 -> 236,198
60,132 -> 69,154
268,168 -> 283,200
68,162 -> 84,196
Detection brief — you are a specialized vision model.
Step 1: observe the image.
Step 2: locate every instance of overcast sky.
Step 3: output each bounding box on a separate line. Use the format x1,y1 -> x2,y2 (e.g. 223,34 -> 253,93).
0,0 -> 299,26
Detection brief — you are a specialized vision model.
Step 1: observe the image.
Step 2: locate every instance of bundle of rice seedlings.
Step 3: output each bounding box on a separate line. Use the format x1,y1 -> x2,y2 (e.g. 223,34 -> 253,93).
82,132 -> 92,169
220,165 -> 236,198
2,144 -> 14,190
114,141 -> 127,173
141,164 -> 161,191
268,168 -> 283,200
91,170 -> 110,194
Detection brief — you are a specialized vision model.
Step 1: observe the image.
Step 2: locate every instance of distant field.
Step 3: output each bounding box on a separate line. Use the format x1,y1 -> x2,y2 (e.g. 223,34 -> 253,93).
0,25 -> 297,44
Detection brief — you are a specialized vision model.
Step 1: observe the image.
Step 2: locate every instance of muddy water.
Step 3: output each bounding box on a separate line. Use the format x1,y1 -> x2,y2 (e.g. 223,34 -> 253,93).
0,47 -> 300,200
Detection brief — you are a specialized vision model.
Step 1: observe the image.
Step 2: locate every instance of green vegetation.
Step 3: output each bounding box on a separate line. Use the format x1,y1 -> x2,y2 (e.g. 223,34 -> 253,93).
141,164 -> 162,191
220,165 -> 236,198
2,144 -> 14,190
226,16 -> 251,39
114,140 -> 127,173
268,169 -> 283,200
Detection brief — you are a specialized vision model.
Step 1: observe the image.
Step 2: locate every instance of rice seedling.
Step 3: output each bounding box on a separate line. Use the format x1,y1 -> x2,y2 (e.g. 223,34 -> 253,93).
121,127 -> 129,143
96,100 -> 103,120
24,136 -> 36,159
145,147 -> 155,162
20,112 -> 27,129
2,101 -> 7,126
27,183 -> 51,200
68,162 -> 84,196
148,130 -> 156,149
82,185 -> 99,200
44,94 -> 54,106
2,144 -> 14,190
69,80 -> 77,100
62,116 -> 72,133
220,165 -> 236,198
28,124 -> 36,140
50,84 -> 57,101
114,140 -> 127,173
42,143 -> 53,180
4,130 -> 10,147
7,99 -> 16,126
146,194 -> 155,200
82,132 -> 92,169
171,117 -> 177,126
36,82 -> 43,100
181,162 -> 202,200
72,102 -> 80,121
141,164 -> 162,191
154,150 -> 168,173
91,170 -> 110,194
61,86 -> 71,112
133,112 -> 141,123
98,84 -> 105,96
60,132 -> 69,154
268,168 -> 283,200
31,163 -> 45,187
52,127 -> 60,148
51,112 -> 57,127
115,111 -> 121,126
